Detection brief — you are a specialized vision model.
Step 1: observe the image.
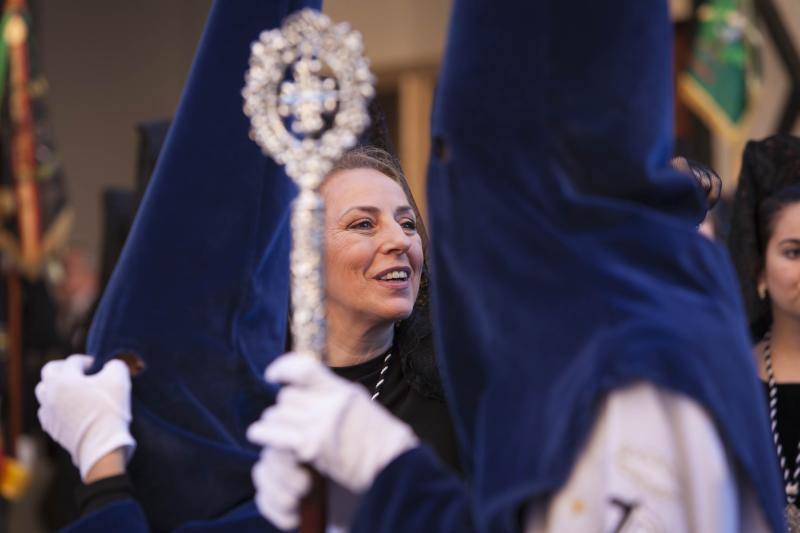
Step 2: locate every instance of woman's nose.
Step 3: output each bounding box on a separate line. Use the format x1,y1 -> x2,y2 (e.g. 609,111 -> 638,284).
379,223 -> 412,255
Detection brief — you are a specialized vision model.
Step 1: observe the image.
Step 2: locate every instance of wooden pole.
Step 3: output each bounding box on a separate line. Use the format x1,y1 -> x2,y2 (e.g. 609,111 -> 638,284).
299,468 -> 326,533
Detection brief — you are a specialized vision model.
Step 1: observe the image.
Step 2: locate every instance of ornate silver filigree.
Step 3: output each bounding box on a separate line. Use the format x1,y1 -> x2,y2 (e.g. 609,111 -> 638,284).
243,9 -> 374,359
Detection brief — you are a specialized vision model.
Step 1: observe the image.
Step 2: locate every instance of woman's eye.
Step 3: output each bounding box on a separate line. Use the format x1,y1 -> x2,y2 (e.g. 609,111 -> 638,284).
783,248 -> 800,259
401,220 -> 417,231
349,219 -> 374,230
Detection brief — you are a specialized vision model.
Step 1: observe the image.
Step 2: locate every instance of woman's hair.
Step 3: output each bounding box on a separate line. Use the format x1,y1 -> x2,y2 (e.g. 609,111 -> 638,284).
757,186 -> 800,257
327,143 -> 444,399
671,156 -> 723,211
728,134 -> 800,340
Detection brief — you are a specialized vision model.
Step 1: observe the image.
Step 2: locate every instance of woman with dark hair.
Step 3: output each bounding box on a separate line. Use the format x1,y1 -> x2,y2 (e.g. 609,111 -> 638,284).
729,133 -> 800,517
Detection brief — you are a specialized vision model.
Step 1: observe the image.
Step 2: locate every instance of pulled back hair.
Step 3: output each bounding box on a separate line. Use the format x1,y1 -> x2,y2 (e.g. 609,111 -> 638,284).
671,156 -> 723,211
728,134 -> 800,340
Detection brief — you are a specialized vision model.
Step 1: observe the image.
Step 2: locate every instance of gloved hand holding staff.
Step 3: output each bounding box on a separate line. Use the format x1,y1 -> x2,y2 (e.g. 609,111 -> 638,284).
242,9 -> 375,532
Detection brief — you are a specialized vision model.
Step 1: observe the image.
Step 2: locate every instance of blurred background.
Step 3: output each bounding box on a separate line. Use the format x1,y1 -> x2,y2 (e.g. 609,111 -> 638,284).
1,0 -> 798,530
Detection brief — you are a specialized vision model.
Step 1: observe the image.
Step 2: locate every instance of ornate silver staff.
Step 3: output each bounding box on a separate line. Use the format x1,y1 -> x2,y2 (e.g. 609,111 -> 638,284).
243,9 -> 374,359
242,9 -> 374,532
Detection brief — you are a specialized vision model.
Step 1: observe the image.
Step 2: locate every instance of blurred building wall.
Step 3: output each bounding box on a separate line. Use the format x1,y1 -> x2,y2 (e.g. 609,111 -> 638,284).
39,0 -> 213,258
325,0 -> 450,68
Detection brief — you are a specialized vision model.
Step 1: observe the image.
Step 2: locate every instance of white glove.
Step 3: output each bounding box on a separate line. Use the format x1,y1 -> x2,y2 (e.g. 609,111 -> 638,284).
35,354 -> 136,481
251,447 -> 311,530
247,353 -> 419,494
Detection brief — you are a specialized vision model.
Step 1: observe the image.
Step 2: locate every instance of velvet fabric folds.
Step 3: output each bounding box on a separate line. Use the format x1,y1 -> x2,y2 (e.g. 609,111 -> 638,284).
417,0 -> 783,531
83,0 -> 318,530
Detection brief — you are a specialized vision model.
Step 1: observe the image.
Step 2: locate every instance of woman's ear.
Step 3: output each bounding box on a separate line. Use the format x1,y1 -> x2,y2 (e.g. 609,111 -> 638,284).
757,272 -> 768,300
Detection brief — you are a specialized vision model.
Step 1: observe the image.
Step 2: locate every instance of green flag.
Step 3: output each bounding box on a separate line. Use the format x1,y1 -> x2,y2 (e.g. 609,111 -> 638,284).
679,0 -> 761,142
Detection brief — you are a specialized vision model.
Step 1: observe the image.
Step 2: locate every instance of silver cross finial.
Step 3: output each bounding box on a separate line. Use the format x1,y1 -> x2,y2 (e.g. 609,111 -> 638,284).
243,9 -> 375,360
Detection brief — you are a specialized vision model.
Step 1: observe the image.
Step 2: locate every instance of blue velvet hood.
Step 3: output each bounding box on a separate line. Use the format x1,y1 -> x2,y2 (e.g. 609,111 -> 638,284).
86,0 -> 317,529
425,0 -> 784,531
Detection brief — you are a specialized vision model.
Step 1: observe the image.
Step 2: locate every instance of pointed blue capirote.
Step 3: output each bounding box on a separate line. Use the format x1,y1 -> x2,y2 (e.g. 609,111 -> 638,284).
86,0 -> 318,529
350,1 -> 785,532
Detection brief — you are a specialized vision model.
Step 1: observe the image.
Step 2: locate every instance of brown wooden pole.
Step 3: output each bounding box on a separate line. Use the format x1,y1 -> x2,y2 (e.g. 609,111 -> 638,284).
299,467 -> 326,533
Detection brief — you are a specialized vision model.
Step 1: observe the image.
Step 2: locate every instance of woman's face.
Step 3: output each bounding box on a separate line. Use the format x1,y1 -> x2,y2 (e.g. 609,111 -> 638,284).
763,202 -> 800,320
322,167 -> 423,328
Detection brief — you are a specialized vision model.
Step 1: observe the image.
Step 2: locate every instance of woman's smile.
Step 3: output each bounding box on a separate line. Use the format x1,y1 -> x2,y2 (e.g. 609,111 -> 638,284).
372,266 -> 412,290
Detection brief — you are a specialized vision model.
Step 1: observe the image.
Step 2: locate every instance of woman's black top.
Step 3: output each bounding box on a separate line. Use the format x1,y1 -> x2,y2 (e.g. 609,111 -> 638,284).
762,381 -> 800,479
331,351 -> 461,472
78,353 -> 461,515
